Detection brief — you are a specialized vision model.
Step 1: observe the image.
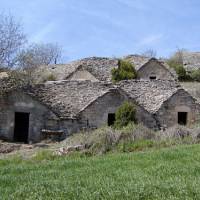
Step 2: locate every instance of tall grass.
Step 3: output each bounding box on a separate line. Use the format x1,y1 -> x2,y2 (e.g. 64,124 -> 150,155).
62,123 -> 200,155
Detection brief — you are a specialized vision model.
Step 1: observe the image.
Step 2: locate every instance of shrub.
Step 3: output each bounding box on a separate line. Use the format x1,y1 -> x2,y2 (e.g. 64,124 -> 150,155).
114,101 -> 137,128
111,59 -> 137,82
190,70 -> 200,82
46,74 -> 56,81
167,60 -> 191,81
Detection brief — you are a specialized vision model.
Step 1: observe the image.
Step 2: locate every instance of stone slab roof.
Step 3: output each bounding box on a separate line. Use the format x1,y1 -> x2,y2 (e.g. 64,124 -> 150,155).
75,57 -> 119,82
0,72 -> 27,94
1,74 -> 182,118
34,57 -> 119,82
34,55 -> 177,82
25,80 -> 116,119
34,62 -> 81,82
181,82 -> 200,103
181,51 -> 200,71
123,54 -> 150,70
119,80 -> 181,113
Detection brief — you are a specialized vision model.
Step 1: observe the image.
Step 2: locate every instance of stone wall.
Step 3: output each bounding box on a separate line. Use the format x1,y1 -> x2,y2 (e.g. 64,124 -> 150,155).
137,60 -> 175,80
0,91 -> 59,142
156,89 -> 200,128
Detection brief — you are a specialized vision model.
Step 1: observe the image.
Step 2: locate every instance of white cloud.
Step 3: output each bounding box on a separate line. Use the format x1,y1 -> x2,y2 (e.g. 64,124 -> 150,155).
138,34 -> 163,46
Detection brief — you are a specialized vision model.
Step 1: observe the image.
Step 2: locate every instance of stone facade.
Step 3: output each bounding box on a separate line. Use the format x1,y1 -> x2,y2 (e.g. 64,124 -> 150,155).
0,79 -> 199,143
78,90 -> 157,130
156,89 -> 200,128
137,59 -> 177,81
0,91 -> 59,142
119,80 -> 200,129
0,81 -> 158,142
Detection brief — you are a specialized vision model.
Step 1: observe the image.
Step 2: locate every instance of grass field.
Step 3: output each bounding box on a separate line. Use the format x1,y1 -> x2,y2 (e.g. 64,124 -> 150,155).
1,144 -> 200,199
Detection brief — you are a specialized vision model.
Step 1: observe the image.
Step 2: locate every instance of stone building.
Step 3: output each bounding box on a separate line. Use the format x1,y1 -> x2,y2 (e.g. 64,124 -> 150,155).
124,55 -> 177,80
34,56 -> 177,83
0,77 -> 199,143
0,80 -> 127,143
119,80 -> 200,129
34,57 -> 119,82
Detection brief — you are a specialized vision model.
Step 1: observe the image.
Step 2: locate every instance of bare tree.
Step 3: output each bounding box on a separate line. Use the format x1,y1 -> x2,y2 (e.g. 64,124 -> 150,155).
170,48 -> 186,65
17,43 -> 62,69
0,13 -> 26,68
142,49 -> 157,58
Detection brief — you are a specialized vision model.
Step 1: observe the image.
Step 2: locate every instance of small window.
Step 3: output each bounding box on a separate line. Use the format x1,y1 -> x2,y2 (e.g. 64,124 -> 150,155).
178,112 -> 187,125
150,76 -> 156,80
108,113 -> 116,126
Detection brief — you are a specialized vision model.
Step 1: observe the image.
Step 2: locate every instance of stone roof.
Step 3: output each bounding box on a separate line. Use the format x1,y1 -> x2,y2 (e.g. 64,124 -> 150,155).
25,80 -> 116,119
123,54 -> 150,70
34,62 -> 81,82
2,77 -> 190,118
119,80 -> 182,113
0,71 -> 28,94
74,57 -> 119,82
34,57 -> 119,82
0,78 -> 12,93
0,72 -> 9,79
34,55 -> 177,82
181,51 -> 200,71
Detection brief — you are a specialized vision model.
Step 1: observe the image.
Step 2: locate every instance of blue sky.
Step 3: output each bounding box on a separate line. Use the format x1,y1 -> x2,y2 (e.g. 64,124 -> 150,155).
1,0 -> 200,62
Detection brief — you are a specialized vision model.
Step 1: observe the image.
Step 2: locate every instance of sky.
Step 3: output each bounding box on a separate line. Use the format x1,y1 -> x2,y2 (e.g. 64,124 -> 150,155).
1,0 -> 200,62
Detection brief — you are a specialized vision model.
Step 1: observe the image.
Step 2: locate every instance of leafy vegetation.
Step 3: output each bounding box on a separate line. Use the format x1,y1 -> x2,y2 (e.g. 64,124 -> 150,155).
167,59 -> 191,81
167,55 -> 200,82
2,144 -> 200,199
111,59 -> 137,82
60,123 -> 200,155
114,101 -> 137,128
45,74 -> 57,81
190,69 -> 200,82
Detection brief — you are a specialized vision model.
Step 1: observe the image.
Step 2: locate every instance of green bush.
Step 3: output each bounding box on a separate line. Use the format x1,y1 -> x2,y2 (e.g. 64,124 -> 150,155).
111,59 -> 137,82
46,74 -> 56,81
175,65 -> 188,81
167,60 -> 193,81
190,69 -> 200,82
114,101 -> 137,128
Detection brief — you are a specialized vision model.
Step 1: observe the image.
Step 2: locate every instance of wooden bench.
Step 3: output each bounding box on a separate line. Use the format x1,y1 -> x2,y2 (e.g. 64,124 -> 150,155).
41,129 -> 64,139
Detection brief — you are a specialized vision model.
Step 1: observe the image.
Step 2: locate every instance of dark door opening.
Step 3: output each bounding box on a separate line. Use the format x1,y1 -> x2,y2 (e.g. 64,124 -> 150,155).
150,76 -> 156,80
178,112 -> 187,125
108,113 -> 116,126
14,112 -> 30,143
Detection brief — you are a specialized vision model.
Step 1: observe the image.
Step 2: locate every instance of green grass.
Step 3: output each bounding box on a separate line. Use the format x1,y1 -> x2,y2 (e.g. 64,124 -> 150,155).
1,145 -> 200,199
